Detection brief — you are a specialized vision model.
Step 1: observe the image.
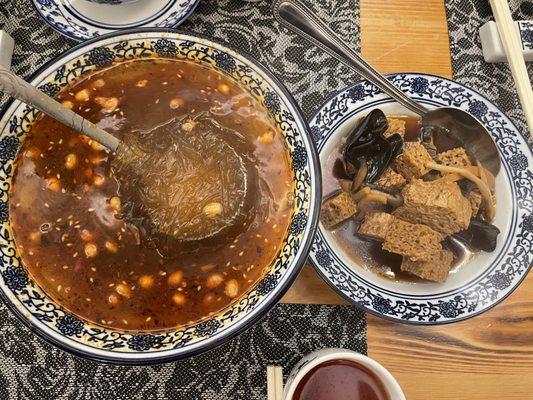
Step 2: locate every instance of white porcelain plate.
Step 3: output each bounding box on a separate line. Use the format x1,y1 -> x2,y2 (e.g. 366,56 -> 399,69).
32,0 -> 201,41
309,73 -> 533,324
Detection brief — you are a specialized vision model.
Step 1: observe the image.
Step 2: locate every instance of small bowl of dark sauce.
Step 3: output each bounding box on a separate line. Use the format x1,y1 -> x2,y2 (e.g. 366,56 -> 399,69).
284,348 -> 404,400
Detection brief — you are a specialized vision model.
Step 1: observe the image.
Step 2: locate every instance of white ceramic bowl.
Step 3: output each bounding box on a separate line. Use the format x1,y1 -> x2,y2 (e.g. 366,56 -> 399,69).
283,348 -> 405,400
309,74 -> 533,324
32,0 -> 201,41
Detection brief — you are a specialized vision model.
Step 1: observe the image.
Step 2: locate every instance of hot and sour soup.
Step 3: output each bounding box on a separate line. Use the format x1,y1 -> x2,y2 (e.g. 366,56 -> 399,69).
9,59 -> 294,331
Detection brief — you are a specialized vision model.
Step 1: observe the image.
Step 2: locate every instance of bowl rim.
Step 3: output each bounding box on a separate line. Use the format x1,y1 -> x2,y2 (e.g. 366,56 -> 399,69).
308,72 -> 533,325
0,27 -> 322,364
30,0 -> 203,42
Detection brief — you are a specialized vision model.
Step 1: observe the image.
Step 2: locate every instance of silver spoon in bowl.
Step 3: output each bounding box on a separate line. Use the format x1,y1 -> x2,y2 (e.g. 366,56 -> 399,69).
273,0 -> 501,175
0,65 -> 252,245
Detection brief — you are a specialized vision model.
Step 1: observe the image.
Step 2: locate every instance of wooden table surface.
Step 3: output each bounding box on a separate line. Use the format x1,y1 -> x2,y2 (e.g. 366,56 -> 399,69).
282,1 -> 533,399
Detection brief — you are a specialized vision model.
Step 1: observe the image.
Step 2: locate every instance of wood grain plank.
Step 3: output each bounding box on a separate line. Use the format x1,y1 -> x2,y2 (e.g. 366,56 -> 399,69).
360,0 -> 453,78
367,274 -> 533,399
281,263 -> 346,304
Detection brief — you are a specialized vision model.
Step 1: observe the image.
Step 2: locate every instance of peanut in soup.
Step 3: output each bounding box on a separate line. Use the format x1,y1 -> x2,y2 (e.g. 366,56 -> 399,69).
9,59 -> 294,331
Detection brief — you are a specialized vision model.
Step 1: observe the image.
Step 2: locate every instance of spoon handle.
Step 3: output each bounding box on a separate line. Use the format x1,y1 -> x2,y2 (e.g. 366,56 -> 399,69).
0,65 -> 120,152
273,0 -> 428,116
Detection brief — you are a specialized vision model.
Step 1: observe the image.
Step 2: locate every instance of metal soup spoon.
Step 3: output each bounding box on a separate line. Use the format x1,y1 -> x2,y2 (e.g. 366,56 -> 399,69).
273,0 -> 501,175
0,65 -> 249,243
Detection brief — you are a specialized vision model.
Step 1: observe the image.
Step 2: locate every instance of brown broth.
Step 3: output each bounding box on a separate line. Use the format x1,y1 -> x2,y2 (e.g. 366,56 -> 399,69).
293,359 -> 390,400
9,59 -> 294,331
324,116 -> 471,282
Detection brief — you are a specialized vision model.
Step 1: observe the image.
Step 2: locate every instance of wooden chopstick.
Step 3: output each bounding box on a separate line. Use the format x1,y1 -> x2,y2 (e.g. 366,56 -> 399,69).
488,0 -> 533,135
267,365 -> 284,400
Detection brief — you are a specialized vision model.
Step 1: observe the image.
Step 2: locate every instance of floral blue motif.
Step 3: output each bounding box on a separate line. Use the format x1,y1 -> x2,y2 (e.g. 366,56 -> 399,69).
194,319 -> 221,337
522,215 -> 533,232
127,334 -> 162,351
0,201 -> 8,223
263,91 -> 281,115
291,145 -> 308,171
468,99 -> 488,119
38,82 -> 60,97
290,212 -> 308,235
85,47 -> 115,67
315,249 -> 332,268
411,77 -> 429,94
489,272 -> 512,290
256,275 -> 279,296
509,153 -> 528,172
85,0 -> 122,4
310,126 -> 322,143
371,297 -> 392,314
437,301 -> 459,319
56,315 -> 84,336
0,136 -> 20,162
214,51 -> 237,73
153,39 -> 178,57
36,0 -> 53,6
2,266 -> 29,293
347,84 -> 365,101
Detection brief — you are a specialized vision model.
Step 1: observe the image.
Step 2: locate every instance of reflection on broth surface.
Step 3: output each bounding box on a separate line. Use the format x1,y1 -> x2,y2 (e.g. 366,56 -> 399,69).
9,59 -> 294,331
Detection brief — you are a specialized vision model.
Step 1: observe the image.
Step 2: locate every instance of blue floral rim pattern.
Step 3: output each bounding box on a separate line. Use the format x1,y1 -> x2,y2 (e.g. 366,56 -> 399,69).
0,30 -> 319,363
309,73 -> 533,325
32,0 -> 201,41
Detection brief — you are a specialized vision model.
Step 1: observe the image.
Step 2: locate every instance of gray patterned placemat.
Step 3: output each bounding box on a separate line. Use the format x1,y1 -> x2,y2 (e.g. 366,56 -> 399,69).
0,0 -> 365,399
0,303 -> 366,399
446,0 -> 533,140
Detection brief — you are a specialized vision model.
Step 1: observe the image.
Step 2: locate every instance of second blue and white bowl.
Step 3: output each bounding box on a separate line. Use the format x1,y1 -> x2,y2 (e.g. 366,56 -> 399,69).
309,74 -> 533,324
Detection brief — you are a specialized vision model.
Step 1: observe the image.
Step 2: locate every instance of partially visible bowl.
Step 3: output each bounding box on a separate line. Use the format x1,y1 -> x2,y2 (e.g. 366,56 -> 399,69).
32,0 -> 202,41
283,348 -> 405,400
309,73 -> 533,324
0,29 -> 320,363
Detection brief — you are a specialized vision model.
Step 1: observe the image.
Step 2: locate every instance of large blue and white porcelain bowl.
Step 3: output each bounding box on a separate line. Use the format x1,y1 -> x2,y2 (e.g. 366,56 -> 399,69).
310,74 -> 533,325
0,29 -> 320,363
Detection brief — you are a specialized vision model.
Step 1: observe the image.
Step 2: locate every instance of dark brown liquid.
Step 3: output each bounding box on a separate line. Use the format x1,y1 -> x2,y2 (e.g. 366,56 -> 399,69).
9,59 -> 293,331
323,116 -> 472,282
293,359 -> 390,400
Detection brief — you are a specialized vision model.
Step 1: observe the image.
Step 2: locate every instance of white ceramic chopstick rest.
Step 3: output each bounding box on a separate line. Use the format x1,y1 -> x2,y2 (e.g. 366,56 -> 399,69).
480,20 -> 533,63
0,30 -> 14,69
